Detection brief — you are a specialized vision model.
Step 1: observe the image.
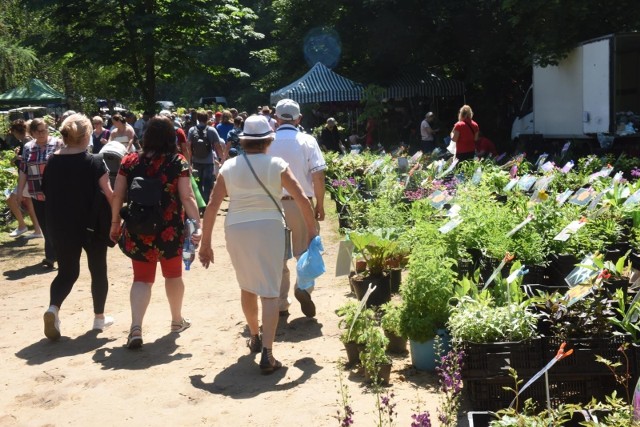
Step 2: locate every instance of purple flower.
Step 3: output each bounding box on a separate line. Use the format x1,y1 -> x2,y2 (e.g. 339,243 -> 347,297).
340,405 -> 354,426
631,168 -> 640,178
410,412 -> 432,427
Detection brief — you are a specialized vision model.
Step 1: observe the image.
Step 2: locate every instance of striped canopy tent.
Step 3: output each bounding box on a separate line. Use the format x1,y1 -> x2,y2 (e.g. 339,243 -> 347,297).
270,62 -> 364,105
385,72 -> 465,99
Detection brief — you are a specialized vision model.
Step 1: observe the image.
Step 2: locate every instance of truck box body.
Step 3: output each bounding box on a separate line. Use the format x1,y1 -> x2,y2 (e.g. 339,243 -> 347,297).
513,33 -> 640,142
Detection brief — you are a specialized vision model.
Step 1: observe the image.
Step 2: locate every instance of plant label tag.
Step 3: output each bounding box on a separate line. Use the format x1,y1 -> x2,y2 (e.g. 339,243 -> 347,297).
560,161 -> 574,174
553,219 -> 587,241
566,283 -> 596,307
564,254 -> 598,287
408,151 -> 423,165
587,191 -> 604,210
447,204 -> 461,217
397,157 -> 409,172
506,214 -> 534,237
588,165 -> 614,182
612,171 -> 624,183
533,175 -> 553,192
438,217 -> 463,234
540,161 -> 555,173
623,189 -> 640,207
503,177 -> 519,192
517,174 -> 537,192
556,189 -> 574,206
561,141 -> 571,157
471,167 -> 482,185
437,158 -> 459,179
335,240 -> 355,277
365,159 -> 385,175
535,153 -> 548,169
495,152 -> 507,163
568,188 -> 594,206
428,190 -> 452,209
509,164 -> 518,179
506,266 -> 527,284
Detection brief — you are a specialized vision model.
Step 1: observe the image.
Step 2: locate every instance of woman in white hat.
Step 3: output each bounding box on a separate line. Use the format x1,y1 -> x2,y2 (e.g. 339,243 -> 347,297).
198,115 -> 317,374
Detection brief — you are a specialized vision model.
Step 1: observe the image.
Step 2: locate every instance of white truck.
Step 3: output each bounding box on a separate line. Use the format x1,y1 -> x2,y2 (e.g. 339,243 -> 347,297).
511,33 -> 640,148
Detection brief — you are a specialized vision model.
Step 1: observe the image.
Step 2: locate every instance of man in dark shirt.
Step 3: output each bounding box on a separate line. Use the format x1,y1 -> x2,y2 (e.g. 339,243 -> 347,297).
319,117 -> 341,153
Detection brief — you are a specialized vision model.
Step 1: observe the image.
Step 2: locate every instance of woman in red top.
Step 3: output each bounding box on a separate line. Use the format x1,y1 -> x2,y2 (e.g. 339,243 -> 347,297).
450,105 -> 479,161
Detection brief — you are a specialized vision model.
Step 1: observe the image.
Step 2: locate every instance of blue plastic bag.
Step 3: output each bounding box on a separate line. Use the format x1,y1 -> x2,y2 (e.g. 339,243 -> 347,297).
296,236 -> 325,290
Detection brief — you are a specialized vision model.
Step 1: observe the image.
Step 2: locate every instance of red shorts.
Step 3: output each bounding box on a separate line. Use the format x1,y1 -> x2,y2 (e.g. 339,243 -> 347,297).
132,256 -> 182,283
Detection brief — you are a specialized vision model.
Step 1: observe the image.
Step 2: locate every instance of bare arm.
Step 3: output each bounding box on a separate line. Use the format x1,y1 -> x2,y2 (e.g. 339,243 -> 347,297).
98,172 -> 113,202
177,175 -> 202,246
311,170 -> 326,221
282,168 -> 318,245
451,129 -> 460,143
109,173 -> 127,243
198,174 -> 227,268
16,170 -> 27,204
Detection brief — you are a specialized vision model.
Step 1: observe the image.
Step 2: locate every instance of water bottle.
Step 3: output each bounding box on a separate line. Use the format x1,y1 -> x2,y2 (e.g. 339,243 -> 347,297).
182,219 -> 196,271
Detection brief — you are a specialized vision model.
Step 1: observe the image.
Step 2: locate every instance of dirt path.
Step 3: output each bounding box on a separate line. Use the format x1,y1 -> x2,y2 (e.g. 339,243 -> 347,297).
0,201 -> 441,426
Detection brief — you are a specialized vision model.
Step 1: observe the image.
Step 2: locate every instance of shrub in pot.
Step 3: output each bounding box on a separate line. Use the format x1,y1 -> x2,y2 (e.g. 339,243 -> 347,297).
379,300 -> 407,354
336,301 -> 376,366
448,289 -> 540,378
399,254 -> 456,370
359,324 -> 391,385
348,229 -> 398,306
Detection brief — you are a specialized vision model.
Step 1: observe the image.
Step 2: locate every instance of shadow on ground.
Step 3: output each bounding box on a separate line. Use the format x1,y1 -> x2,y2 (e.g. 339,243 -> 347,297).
15,330 -> 116,365
92,333 -> 192,370
190,356 -> 321,398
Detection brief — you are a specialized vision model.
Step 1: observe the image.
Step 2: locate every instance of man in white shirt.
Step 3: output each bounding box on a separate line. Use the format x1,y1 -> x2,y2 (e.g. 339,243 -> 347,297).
268,99 -> 326,318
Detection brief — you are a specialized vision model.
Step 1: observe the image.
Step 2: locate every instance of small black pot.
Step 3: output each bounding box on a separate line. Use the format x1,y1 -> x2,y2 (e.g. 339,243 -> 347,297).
350,273 -> 392,308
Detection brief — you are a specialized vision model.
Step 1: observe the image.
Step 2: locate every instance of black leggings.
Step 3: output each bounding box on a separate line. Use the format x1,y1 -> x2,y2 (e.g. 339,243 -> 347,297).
49,234 -> 109,314
32,199 -> 56,262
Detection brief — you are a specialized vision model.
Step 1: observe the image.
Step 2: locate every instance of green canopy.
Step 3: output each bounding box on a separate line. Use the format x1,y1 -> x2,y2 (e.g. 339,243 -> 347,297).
0,79 -> 65,105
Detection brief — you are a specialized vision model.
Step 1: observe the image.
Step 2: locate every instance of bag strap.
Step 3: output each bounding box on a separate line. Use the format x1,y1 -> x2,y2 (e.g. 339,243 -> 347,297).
241,152 -> 286,221
465,121 -> 478,141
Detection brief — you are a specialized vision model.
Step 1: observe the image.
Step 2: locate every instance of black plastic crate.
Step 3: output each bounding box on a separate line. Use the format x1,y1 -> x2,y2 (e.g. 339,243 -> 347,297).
461,339 -> 544,378
466,375 -> 545,411
546,373 -> 626,406
542,335 -> 631,375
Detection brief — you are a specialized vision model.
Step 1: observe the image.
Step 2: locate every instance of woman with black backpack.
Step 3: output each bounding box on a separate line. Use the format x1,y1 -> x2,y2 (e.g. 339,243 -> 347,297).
110,115 -> 202,349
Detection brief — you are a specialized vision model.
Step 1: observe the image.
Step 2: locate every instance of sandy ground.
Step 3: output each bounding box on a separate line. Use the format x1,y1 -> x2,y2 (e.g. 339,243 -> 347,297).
0,201 -> 443,427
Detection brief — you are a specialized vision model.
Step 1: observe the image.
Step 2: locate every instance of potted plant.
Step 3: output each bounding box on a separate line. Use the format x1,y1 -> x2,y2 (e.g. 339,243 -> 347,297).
359,324 -> 391,385
399,254 -> 456,371
336,300 -> 376,366
379,300 -> 407,354
348,229 -> 399,307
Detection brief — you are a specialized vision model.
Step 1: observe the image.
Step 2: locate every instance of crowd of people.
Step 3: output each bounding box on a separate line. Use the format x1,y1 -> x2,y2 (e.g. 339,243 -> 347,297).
1,99 -> 496,373
2,99 -> 326,375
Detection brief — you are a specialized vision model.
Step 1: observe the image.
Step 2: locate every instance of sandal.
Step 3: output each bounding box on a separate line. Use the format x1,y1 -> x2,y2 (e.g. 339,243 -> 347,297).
259,348 -> 283,375
126,326 -> 143,349
247,334 -> 262,353
171,318 -> 191,333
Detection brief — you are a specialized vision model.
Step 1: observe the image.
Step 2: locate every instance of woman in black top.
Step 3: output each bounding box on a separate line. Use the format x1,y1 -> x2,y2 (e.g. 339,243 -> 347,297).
41,114 -> 114,341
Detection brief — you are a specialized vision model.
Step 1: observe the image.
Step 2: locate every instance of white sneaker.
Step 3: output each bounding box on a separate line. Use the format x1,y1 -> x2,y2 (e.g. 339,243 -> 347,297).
43,308 -> 61,340
93,315 -> 114,331
9,227 -> 28,238
26,232 -> 43,239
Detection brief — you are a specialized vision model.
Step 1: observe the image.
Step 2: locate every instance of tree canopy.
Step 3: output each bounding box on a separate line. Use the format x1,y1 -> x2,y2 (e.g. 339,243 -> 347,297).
2,0 -> 640,136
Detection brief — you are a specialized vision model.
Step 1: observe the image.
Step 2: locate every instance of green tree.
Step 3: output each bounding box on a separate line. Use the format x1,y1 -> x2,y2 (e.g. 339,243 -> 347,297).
0,1 -> 38,92
23,0 -> 260,110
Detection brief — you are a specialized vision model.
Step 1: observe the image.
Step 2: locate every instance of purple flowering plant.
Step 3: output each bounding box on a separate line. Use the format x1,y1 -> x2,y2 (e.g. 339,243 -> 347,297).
435,350 -> 464,427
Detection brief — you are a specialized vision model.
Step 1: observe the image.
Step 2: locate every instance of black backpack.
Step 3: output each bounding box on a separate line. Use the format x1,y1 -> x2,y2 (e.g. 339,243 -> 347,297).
190,126 -> 211,158
120,155 -> 174,235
